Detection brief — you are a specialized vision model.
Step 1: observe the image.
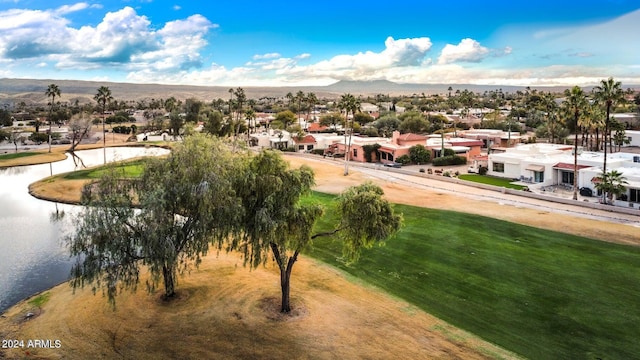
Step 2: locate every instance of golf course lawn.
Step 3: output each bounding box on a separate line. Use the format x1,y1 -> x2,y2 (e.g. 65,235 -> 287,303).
304,191 -> 640,359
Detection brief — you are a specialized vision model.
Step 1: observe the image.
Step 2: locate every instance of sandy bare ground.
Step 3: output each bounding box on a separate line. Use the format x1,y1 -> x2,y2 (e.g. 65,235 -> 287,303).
0,251 -> 517,359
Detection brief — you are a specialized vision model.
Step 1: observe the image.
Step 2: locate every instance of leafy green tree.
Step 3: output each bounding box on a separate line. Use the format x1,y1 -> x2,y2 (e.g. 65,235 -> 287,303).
354,112 -> 374,125
95,86 -> 113,164
398,111 -> 428,133
594,77 -> 625,176
169,112 -> 184,139
0,108 -> 12,127
203,110 -> 226,136
409,144 -> 431,164
45,83 -> 61,153
275,110 -> 296,129
319,112 -> 344,130
184,98 -> 203,123
373,114 -> 401,137
593,170 -> 628,204
232,150 -> 401,313
68,135 -> 244,306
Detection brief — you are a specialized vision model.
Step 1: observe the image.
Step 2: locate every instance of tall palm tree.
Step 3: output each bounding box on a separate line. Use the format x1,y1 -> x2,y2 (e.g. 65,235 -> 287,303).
295,90 -> 305,125
232,88 -> 246,151
593,77 -> 624,180
45,84 -> 61,153
285,92 -> 294,110
306,92 -> 318,122
562,86 -> 589,200
339,93 -> 361,176
94,86 -> 113,164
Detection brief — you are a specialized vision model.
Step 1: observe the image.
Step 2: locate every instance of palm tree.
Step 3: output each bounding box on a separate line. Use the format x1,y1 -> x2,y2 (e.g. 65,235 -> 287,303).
245,108 -> 256,138
593,77 -> 624,180
232,88 -> 246,151
295,90 -> 305,125
45,84 -> 61,153
306,92 -> 318,122
562,86 -> 589,200
338,93 -> 361,176
94,86 -> 113,164
593,170 -> 628,204
285,92 -> 294,110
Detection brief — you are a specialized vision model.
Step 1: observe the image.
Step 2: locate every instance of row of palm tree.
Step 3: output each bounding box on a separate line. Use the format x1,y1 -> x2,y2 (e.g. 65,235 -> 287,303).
561,78 -> 627,202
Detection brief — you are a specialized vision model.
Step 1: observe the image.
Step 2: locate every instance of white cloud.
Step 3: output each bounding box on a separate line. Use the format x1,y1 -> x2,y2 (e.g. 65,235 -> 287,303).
0,6 -> 217,74
438,38 -> 489,65
253,53 -> 281,60
55,2 -> 89,15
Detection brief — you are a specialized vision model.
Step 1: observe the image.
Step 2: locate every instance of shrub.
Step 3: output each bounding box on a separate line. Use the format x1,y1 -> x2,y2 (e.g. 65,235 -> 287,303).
29,132 -> 49,143
432,155 -> 467,166
478,166 -> 488,175
396,154 -> 411,165
311,149 -> 325,155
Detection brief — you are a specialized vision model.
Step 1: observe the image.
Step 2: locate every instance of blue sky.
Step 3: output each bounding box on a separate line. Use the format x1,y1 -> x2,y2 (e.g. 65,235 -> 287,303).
0,0 -> 639,87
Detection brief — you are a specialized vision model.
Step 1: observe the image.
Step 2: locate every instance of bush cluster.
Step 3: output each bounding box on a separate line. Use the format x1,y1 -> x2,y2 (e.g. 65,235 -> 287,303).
395,155 -> 411,165
112,125 -> 137,134
432,155 -> 467,166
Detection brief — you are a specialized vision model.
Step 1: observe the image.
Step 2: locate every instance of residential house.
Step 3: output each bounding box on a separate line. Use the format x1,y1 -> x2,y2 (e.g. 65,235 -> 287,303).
293,134 -> 317,152
487,143 -> 640,208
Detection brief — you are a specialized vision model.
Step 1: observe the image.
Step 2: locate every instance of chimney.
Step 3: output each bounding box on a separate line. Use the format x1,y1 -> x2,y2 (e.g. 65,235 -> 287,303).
392,130 -> 400,144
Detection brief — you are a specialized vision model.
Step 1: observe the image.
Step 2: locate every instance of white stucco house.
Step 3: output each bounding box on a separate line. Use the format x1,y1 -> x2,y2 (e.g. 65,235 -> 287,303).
487,143 -> 640,207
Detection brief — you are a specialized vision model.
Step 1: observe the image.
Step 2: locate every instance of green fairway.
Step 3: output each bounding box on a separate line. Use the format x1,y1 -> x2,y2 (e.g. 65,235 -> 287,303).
0,152 -> 40,160
62,159 -> 147,180
459,174 -> 525,190
305,192 -> 640,359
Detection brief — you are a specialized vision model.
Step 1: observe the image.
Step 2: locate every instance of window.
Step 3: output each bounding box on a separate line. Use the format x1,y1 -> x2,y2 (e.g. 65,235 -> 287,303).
534,171 -> 544,183
561,171 -> 574,185
298,145 -> 305,150
630,189 -> 640,203
307,144 -> 314,150
353,149 -> 358,158
492,162 -> 505,173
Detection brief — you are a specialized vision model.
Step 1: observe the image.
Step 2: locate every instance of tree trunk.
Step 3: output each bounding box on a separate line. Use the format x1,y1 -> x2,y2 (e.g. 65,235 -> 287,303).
573,112 -> 579,201
162,264 -> 176,299
279,265 -> 292,313
603,104 -> 610,203
270,243 -> 299,313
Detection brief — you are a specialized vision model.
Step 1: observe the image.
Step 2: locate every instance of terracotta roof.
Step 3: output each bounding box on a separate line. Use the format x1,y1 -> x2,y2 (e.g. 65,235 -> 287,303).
307,123 -> 328,132
553,163 -> 592,170
398,133 -> 427,141
296,135 -> 316,144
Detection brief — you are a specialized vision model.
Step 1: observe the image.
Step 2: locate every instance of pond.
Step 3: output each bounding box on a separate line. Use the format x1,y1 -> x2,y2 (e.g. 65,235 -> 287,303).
0,146 -> 169,313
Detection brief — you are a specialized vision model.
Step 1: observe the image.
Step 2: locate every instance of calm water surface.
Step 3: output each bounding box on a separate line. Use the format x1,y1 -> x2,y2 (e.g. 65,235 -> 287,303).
0,147 -> 169,313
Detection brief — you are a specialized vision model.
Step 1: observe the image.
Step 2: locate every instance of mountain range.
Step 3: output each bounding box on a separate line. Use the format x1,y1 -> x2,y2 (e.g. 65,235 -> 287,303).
0,78 -> 636,106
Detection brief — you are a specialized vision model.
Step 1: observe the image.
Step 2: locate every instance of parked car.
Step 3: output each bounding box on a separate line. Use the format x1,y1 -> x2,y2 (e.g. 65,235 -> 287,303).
579,187 -> 593,197
383,162 -> 402,168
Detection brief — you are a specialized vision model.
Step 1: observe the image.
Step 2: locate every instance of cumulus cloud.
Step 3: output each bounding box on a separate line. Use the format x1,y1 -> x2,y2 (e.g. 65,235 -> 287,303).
437,38 -> 490,64
253,53 -> 281,60
0,5 -> 216,73
278,36 -> 432,81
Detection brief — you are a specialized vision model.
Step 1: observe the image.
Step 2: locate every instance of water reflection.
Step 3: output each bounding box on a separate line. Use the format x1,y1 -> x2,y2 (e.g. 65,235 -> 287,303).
0,146 -> 169,313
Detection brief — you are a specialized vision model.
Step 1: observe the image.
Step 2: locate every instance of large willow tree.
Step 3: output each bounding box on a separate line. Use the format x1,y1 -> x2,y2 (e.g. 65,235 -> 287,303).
68,135 -> 244,306
232,150 -> 402,313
